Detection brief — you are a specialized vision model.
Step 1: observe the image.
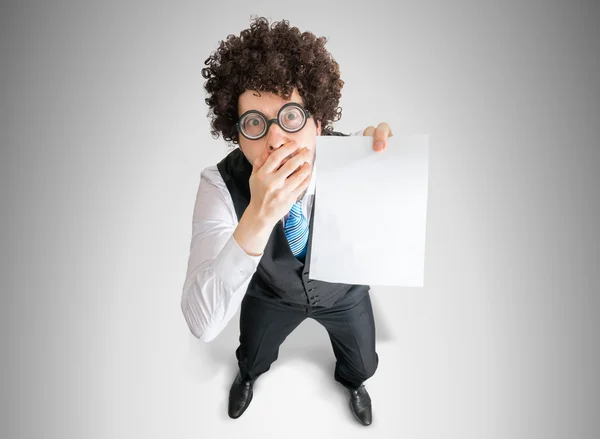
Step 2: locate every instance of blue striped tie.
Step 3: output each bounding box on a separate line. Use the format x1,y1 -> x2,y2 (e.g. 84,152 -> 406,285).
284,201 -> 309,261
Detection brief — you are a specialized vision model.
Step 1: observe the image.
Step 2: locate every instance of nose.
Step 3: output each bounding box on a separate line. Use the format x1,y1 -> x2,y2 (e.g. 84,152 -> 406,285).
265,121 -> 289,152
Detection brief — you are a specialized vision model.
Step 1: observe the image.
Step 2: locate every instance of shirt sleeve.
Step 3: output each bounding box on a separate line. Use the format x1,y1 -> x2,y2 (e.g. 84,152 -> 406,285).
180,171 -> 263,342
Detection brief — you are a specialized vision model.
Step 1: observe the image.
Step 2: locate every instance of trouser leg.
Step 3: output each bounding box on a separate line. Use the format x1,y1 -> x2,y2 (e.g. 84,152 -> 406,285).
312,290 -> 379,389
236,294 -> 306,382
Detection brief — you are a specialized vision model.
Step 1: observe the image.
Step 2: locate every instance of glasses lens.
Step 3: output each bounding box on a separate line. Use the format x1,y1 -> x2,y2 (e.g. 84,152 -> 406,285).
279,105 -> 305,131
241,113 -> 266,138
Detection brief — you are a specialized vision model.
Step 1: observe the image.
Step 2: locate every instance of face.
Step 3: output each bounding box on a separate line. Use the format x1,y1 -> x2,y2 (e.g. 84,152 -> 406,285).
237,88 -> 321,174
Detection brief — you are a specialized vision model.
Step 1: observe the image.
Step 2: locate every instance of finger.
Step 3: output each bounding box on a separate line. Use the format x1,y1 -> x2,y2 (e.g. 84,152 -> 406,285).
262,141 -> 301,174
288,165 -> 313,200
373,122 -> 392,151
363,126 -> 376,137
276,145 -> 303,171
276,147 -> 312,179
285,161 -> 312,187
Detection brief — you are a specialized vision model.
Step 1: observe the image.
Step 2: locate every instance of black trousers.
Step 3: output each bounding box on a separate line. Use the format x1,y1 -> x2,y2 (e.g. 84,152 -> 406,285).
235,287 -> 379,390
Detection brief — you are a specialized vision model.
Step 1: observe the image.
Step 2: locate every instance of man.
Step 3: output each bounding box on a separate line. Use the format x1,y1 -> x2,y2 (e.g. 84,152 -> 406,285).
181,17 -> 392,426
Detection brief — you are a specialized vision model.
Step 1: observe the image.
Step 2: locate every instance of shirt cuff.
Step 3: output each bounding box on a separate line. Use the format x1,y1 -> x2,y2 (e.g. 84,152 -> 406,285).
210,234 -> 263,291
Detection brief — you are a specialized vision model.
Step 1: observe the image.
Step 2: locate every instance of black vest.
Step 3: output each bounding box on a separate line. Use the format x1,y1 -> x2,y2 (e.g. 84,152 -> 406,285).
216,132 -> 369,308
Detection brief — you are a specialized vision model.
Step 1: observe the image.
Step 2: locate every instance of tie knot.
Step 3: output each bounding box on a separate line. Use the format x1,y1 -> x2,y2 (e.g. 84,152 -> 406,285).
289,201 -> 303,218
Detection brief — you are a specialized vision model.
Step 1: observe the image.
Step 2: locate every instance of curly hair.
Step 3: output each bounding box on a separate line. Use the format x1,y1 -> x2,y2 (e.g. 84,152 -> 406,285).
201,16 -> 345,145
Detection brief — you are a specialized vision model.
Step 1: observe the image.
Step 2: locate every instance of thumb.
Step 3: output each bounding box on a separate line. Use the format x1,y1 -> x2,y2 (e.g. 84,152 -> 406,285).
251,156 -> 261,175
251,151 -> 268,175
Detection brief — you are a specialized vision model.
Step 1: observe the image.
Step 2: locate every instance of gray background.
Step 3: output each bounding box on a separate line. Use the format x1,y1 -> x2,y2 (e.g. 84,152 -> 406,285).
1,1 -> 599,438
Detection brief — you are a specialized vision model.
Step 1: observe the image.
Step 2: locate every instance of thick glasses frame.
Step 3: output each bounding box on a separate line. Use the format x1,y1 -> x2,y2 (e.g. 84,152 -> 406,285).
235,102 -> 312,140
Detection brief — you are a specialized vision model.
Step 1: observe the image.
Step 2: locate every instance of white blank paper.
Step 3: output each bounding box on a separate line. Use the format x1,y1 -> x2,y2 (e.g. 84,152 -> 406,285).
309,135 -> 429,287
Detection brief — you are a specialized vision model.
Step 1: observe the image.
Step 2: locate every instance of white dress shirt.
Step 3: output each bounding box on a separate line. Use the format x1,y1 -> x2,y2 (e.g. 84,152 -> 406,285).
181,132 -> 361,342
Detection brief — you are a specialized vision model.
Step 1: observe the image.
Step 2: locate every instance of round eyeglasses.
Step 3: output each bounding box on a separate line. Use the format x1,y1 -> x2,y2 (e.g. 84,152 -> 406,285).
235,102 -> 312,140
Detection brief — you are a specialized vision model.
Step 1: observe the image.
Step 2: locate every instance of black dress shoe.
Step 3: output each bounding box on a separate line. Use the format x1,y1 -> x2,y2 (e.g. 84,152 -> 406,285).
228,373 -> 255,419
347,385 -> 372,426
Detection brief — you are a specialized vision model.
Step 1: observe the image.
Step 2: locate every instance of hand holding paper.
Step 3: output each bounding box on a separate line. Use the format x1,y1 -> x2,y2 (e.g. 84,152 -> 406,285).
362,122 -> 393,151
309,135 -> 429,287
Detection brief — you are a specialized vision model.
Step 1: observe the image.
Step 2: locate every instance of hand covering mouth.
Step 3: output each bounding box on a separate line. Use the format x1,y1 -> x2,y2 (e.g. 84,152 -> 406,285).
278,149 -> 303,171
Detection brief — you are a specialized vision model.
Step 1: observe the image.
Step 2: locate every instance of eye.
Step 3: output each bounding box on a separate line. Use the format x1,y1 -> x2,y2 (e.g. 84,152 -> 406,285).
242,113 -> 266,137
281,106 -> 305,130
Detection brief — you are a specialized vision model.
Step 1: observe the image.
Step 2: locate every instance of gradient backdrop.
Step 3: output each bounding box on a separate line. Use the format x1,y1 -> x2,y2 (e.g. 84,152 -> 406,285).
1,1 -> 599,438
